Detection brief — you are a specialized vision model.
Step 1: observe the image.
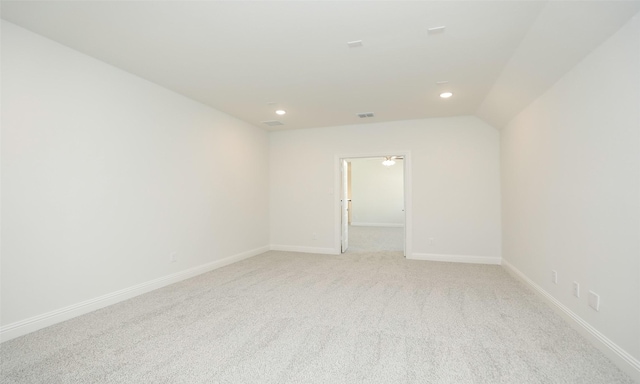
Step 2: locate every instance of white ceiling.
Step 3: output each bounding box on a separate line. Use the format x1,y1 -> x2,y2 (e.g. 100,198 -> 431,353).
2,1 -> 638,131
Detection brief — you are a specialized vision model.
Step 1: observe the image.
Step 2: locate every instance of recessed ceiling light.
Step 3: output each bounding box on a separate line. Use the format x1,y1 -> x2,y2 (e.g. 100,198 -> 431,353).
275,109 -> 286,115
428,26 -> 446,34
440,92 -> 453,99
435,80 -> 449,85
347,40 -> 363,48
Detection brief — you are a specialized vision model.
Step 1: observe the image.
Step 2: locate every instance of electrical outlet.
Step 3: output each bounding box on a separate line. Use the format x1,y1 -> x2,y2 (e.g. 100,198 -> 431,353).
551,270 -> 558,284
312,232 -> 317,240
170,252 -> 178,263
573,281 -> 580,298
588,291 -> 600,311
427,238 -> 435,246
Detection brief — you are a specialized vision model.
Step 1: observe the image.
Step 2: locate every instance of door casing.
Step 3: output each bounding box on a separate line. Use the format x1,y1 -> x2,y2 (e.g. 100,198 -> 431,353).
334,151 -> 412,256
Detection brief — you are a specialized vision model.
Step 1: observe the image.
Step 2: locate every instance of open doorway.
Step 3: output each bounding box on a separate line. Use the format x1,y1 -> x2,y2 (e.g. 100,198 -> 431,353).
337,154 -> 411,256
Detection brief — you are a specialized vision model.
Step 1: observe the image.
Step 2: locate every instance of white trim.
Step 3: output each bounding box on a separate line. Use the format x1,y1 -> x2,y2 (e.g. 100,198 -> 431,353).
269,245 -> 340,255
409,252 -> 501,265
502,259 -> 640,382
0,246 -> 269,343
334,151 -> 412,257
350,222 -> 404,228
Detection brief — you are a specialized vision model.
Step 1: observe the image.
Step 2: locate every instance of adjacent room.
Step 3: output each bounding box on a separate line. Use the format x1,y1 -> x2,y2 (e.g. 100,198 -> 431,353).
1,1 -> 639,383
344,156 -> 406,253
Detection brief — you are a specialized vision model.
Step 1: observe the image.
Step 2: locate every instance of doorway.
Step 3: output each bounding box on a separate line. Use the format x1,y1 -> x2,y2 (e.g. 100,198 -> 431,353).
335,152 -> 412,257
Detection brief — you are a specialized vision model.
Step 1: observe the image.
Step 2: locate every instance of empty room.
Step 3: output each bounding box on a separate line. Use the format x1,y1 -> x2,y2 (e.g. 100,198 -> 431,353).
1,1 -> 639,383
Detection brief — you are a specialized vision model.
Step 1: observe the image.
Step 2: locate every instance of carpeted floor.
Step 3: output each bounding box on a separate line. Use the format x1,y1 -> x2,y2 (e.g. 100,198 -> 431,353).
346,225 -> 404,253
0,251 -> 633,383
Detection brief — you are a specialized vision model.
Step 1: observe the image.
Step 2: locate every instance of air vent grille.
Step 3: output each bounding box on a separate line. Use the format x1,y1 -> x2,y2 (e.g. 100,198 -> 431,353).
357,112 -> 375,118
261,120 -> 284,126
428,26 -> 446,35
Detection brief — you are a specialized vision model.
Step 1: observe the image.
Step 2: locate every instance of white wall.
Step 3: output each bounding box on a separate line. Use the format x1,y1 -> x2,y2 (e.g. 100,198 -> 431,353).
350,158 -> 404,227
1,22 -> 269,329
270,116 -> 501,261
501,15 -> 640,368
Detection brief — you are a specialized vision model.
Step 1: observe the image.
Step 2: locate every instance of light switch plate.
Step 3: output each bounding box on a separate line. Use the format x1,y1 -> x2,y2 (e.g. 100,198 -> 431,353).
588,290 -> 600,311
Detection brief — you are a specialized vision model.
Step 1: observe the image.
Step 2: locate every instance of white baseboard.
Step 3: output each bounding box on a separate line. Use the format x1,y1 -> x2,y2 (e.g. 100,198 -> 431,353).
0,245 -> 269,343
350,222 -> 404,228
409,252 -> 501,265
270,244 -> 340,255
502,259 -> 640,383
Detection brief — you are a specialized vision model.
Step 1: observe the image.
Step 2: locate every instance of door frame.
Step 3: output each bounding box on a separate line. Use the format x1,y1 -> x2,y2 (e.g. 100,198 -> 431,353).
333,151 -> 412,257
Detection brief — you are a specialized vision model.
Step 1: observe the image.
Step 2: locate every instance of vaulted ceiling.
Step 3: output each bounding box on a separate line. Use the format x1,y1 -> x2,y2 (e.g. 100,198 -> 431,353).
2,1 -> 638,131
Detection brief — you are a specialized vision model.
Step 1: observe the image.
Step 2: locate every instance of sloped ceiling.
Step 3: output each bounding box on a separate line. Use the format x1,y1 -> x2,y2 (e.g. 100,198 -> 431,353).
476,1 -> 640,128
2,1 -> 639,131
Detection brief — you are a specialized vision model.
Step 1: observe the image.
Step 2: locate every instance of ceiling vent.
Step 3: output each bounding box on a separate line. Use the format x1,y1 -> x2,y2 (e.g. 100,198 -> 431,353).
357,112 -> 375,118
261,120 -> 284,126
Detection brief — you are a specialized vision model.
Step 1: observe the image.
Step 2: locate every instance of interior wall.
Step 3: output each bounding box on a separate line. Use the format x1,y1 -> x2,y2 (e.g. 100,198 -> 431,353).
501,15 -> 640,362
269,116 -> 501,259
1,21 -> 269,327
350,158 -> 404,227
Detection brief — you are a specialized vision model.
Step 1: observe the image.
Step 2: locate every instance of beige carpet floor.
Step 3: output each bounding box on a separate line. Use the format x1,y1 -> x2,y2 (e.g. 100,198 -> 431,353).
0,251 -> 633,383
346,225 -> 404,253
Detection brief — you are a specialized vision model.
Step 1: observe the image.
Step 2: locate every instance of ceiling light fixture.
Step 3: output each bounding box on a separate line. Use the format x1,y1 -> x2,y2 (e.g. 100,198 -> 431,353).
382,156 -> 396,167
440,92 -> 453,99
275,109 -> 286,115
